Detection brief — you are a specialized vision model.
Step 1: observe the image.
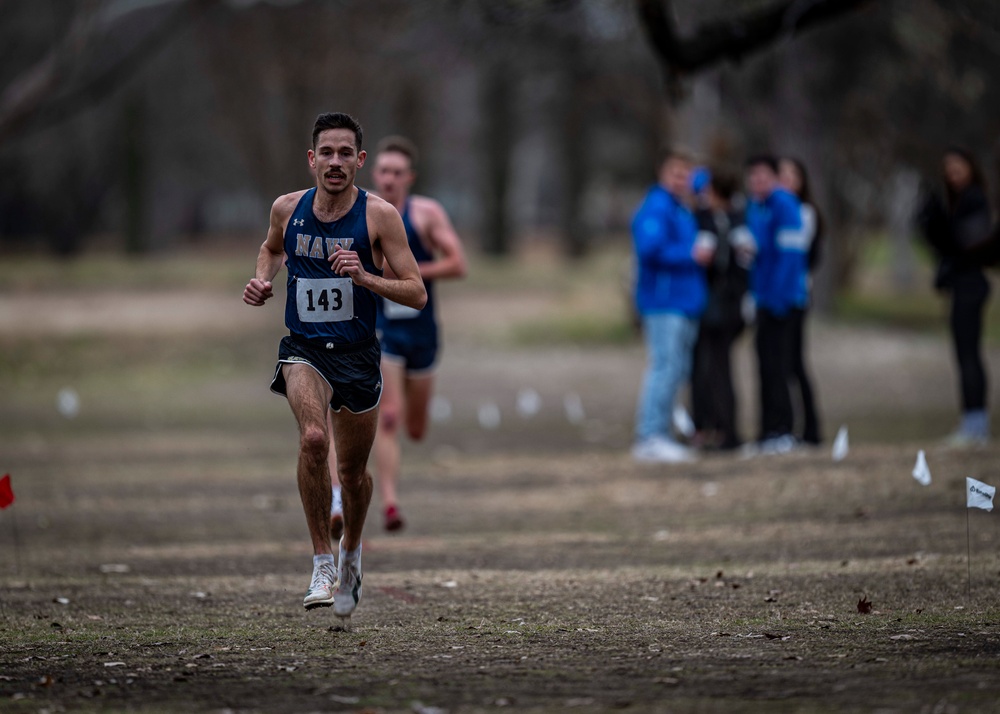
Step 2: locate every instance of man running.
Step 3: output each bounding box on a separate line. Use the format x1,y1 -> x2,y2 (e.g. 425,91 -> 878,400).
243,113 -> 426,623
329,135 -> 466,534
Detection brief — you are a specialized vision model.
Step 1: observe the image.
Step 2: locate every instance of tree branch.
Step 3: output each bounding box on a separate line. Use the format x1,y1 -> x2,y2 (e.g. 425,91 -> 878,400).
637,0 -> 872,77
0,0 -> 215,145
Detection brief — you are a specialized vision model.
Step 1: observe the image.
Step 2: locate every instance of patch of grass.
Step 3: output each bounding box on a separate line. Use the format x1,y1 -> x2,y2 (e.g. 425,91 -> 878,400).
833,291 -> 945,334
835,287 -> 1000,343
511,313 -> 637,346
0,252 -> 251,293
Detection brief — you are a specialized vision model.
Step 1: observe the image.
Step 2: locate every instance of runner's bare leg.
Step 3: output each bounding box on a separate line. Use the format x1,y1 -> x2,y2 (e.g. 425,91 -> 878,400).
283,363 -> 335,556
331,407 -> 377,551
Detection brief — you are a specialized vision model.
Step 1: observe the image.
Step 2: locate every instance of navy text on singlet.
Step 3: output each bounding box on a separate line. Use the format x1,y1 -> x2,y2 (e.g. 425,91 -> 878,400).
284,188 -> 382,343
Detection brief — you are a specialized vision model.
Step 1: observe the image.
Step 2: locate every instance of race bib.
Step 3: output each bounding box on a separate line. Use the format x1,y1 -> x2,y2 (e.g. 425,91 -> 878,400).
383,299 -> 421,320
296,277 -> 354,323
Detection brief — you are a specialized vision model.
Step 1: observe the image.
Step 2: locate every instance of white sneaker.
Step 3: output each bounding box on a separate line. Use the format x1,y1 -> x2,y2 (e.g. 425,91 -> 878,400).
333,540 -> 362,619
632,437 -> 697,464
757,434 -> 799,455
303,560 -> 337,610
943,430 -> 989,449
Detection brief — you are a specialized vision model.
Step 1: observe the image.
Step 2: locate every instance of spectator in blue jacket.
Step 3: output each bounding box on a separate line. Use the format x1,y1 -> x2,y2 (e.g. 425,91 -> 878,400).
631,148 -> 714,463
745,154 -> 807,454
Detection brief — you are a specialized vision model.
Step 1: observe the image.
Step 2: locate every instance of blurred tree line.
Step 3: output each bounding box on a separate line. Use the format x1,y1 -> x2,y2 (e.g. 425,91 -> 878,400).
1,0 -> 1000,304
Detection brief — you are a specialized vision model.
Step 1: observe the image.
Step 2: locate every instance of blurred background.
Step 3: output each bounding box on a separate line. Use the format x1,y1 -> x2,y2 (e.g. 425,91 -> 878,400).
2,0 -> 1000,300
4,0 -> 1000,449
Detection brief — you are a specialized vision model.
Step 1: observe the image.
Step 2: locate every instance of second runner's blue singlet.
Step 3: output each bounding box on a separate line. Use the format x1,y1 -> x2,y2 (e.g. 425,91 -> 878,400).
376,198 -> 437,339
284,188 -> 382,344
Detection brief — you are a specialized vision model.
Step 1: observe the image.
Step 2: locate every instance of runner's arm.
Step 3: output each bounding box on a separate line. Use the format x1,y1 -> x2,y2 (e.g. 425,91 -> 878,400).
244,194 -> 295,306
332,198 -> 427,309
417,199 -> 467,281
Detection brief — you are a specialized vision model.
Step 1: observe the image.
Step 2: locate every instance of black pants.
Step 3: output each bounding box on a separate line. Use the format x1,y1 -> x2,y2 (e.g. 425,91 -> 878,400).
949,272 -> 990,412
789,307 -> 821,444
691,322 -> 742,448
756,308 -> 794,440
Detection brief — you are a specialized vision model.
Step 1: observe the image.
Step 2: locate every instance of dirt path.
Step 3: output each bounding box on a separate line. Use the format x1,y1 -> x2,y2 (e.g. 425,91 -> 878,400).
3,284 -> 1000,712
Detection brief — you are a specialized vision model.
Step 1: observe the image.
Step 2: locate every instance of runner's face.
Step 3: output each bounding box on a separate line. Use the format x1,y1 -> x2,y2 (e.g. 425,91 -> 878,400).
373,151 -> 415,203
747,164 -> 776,201
309,129 -> 366,196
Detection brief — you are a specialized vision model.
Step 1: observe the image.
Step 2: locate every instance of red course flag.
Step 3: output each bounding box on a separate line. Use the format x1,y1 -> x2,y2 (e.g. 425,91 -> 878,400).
0,474 -> 14,509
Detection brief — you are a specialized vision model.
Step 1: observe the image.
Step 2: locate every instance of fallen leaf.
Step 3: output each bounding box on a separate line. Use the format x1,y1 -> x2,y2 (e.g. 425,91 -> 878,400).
99,564 -> 130,574
330,695 -> 360,704
857,597 -> 873,614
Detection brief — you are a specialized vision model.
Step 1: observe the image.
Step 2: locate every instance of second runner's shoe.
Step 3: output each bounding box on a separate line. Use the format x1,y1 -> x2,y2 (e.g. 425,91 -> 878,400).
333,539 -> 362,623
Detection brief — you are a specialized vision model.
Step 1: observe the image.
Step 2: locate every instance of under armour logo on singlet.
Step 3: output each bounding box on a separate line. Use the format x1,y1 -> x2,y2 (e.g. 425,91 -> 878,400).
293,218 -> 305,227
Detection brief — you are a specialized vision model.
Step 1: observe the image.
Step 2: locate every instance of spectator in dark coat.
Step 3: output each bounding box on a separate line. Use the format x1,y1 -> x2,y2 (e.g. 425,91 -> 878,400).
691,169 -> 751,450
917,146 -> 995,446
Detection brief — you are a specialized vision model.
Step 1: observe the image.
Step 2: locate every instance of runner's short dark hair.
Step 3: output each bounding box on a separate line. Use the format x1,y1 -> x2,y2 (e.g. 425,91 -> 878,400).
745,153 -> 779,173
312,113 -> 363,150
376,135 -> 419,170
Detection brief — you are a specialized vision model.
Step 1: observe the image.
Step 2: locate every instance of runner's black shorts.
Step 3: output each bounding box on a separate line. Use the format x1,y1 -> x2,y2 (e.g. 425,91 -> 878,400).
270,333 -> 382,414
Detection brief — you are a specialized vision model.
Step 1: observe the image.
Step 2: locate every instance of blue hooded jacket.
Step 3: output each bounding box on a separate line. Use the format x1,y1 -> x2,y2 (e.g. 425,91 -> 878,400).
746,187 -> 808,316
631,185 -> 707,319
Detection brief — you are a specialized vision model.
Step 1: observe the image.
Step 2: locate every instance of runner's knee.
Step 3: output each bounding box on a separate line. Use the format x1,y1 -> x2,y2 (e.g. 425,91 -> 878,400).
337,464 -> 371,491
379,406 -> 401,433
300,424 -> 330,460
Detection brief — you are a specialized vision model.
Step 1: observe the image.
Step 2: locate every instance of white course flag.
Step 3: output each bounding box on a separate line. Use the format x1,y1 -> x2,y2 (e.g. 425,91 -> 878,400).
966,477 -> 996,512
912,450 -> 931,486
832,425 -> 849,462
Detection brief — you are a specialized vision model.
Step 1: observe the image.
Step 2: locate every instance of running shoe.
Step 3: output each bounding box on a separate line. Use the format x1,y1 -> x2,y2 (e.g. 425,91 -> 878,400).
631,437 -> 697,463
333,541 -> 362,618
303,560 -> 337,610
384,504 -> 405,532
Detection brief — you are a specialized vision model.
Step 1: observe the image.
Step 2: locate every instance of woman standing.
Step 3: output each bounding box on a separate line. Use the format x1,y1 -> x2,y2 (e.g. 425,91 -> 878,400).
778,157 -> 823,445
918,147 -> 994,445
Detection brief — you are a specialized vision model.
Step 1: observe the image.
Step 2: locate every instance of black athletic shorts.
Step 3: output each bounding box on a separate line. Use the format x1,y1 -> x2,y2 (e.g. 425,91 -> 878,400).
270,333 -> 382,414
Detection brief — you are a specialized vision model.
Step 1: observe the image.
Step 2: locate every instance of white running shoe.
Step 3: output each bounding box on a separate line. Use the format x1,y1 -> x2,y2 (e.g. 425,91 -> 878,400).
632,437 -> 697,464
757,434 -> 799,455
303,560 -> 337,610
333,540 -> 362,619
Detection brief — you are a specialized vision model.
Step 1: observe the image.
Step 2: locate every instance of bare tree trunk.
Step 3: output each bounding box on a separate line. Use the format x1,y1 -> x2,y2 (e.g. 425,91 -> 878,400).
555,42 -> 590,258
888,169 -> 920,292
123,94 -> 147,256
479,62 -> 514,256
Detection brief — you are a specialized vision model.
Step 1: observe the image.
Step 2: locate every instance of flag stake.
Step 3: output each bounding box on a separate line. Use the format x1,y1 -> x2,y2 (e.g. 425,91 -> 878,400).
966,507 -> 972,601
11,507 -> 21,575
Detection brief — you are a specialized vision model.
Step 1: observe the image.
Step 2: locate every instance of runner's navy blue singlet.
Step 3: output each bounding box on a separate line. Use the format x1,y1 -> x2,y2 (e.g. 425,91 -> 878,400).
376,198 -> 437,338
284,188 -> 382,344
